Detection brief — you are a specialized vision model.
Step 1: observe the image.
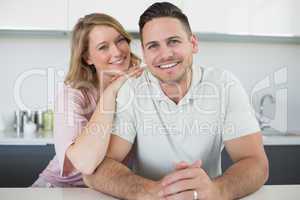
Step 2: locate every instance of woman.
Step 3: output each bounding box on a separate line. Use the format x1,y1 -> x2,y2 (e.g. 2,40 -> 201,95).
32,13 -> 142,187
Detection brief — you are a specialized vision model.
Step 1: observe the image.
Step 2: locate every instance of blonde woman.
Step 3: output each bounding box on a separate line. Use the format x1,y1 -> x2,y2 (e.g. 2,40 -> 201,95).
32,13 -> 142,187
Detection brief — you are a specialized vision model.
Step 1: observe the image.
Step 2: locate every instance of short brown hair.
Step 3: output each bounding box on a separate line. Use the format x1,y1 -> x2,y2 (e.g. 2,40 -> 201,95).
139,2 -> 192,41
65,13 -> 140,89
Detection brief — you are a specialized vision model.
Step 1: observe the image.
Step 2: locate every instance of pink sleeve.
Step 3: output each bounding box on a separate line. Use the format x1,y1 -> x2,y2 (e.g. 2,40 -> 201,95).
53,84 -> 89,176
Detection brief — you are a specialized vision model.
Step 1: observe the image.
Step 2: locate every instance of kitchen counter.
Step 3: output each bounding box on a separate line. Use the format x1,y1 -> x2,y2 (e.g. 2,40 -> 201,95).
0,185 -> 299,200
263,134 -> 300,146
0,188 -> 117,200
1,130 -> 300,146
242,185 -> 300,200
0,130 -> 53,145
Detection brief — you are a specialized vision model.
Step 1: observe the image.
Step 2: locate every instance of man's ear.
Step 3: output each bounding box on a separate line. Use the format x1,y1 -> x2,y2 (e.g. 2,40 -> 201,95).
190,34 -> 199,54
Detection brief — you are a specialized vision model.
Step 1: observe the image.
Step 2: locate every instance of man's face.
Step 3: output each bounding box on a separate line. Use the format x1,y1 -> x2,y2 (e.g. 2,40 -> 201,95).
142,17 -> 198,84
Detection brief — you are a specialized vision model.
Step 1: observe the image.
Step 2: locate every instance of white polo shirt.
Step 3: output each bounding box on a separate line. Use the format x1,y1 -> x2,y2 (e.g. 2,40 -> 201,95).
112,65 -> 260,180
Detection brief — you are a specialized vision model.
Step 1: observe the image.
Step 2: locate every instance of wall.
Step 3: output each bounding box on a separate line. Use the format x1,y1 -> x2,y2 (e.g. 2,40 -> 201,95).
0,33 -> 299,132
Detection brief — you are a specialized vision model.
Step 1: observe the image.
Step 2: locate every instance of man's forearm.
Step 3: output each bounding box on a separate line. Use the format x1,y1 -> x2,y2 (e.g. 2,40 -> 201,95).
213,156 -> 269,200
83,157 -> 158,200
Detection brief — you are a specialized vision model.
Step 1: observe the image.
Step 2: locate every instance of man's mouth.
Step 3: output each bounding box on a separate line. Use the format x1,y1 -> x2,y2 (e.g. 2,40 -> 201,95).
157,61 -> 180,69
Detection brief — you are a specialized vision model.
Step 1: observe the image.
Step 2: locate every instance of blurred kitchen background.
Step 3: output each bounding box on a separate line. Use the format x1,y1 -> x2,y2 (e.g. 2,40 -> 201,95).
0,0 -> 300,187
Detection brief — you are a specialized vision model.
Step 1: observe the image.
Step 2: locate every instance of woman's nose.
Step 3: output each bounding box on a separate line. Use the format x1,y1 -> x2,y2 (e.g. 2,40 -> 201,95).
110,44 -> 122,57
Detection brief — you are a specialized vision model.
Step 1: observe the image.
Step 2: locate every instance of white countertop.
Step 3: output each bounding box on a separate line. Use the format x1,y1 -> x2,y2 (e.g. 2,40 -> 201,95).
242,185 -> 300,200
262,129 -> 300,146
1,130 -> 300,146
0,130 -> 53,145
263,134 -> 300,146
0,185 -> 299,200
0,188 -> 117,200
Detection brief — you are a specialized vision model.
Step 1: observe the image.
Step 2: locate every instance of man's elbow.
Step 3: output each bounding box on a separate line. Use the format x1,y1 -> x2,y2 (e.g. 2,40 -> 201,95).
261,156 -> 270,184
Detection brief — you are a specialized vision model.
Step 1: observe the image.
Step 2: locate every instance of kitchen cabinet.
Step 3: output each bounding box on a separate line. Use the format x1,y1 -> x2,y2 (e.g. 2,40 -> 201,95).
0,144 -> 55,187
0,144 -> 300,187
222,146 -> 300,185
1,0 -> 299,37
249,0 -> 300,36
0,0 -> 68,30
183,0 -> 300,36
68,0 -> 182,31
182,0 -> 249,34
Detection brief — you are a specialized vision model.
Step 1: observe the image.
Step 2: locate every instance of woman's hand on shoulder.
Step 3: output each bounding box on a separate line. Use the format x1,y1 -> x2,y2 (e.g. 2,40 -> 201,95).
106,66 -> 143,96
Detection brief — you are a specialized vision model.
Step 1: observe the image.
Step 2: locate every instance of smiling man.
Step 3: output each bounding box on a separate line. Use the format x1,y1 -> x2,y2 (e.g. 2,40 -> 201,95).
83,2 -> 269,200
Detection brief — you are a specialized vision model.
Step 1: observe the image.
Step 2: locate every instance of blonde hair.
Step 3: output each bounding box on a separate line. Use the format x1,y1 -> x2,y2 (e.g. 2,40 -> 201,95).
65,13 -> 140,89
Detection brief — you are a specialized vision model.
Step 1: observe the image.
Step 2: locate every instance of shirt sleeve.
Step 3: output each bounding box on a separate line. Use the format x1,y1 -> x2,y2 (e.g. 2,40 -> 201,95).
53,84 -> 89,176
111,80 -> 137,144
222,71 -> 261,141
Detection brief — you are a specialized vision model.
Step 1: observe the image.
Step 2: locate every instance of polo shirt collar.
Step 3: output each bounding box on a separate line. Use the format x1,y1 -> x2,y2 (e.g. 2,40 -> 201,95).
145,65 -> 203,101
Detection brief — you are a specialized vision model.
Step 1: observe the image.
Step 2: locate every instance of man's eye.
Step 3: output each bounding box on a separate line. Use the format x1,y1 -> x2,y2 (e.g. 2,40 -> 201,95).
148,44 -> 158,50
169,39 -> 180,45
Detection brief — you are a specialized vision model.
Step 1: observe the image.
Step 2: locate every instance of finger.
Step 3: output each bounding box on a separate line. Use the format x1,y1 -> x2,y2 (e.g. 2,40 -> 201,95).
175,161 -> 190,170
164,190 -> 201,200
131,68 -> 144,78
116,68 -> 140,80
158,178 -> 197,197
127,67 -> 143,77
109,75 -> 120,83
110,68 -> 143,90
175,160 -> 202,171
162,168 -> 200,186
190,160 -> 202,168
134,68 -> 144,76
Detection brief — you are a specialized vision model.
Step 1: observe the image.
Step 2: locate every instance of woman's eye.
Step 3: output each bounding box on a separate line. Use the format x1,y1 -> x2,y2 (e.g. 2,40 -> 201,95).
98,45 -> 108,51
117,37 -> 127,44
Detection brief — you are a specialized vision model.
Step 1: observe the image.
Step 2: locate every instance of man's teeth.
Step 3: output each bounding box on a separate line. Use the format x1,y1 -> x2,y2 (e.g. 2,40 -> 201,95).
159,63 -> 177,69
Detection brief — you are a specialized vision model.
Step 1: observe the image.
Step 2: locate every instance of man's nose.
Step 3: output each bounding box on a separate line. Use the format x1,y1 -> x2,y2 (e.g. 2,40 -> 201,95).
158,45 -> 174,60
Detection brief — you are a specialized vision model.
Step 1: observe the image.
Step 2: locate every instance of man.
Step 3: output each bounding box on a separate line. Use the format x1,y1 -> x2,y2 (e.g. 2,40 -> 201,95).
84,2 -> 269,200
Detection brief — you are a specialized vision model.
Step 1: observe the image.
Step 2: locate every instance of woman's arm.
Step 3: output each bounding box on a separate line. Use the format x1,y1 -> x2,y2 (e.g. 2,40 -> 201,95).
65,89 -> 117,175
65,67 -> 143,175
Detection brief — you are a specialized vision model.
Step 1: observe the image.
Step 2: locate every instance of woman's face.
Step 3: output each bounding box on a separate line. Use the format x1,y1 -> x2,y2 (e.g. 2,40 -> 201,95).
85,25 -> 131,77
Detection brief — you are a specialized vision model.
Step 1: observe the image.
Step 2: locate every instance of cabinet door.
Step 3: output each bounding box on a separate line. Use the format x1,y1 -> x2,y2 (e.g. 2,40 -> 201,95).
68,0 -> 182,31
0,145 -> 55,187
0,0 -> 68,30
264,146 -> 300,185
182,0 -> 249,34
222,146 -> 300,185
249,0 -> 300,36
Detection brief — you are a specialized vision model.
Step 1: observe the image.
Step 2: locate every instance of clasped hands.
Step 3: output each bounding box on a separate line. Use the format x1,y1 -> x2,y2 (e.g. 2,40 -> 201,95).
148,160 -> 223,200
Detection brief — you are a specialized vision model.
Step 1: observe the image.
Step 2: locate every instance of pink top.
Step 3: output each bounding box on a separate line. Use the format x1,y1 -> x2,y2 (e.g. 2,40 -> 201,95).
39,84 -> 99,187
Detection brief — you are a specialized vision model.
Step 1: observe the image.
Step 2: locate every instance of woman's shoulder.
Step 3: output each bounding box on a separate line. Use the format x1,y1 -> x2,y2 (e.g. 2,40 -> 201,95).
63,83 -> 97,96
57,83 -> 98,106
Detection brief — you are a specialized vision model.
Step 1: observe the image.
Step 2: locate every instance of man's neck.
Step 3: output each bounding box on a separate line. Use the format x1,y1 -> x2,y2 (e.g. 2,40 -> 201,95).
160,68 -> 192,104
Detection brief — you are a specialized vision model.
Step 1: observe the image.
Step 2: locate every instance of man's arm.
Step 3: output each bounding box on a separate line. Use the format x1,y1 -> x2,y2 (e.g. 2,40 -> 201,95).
83,135 -> 161,200
213,132 -> 269,199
